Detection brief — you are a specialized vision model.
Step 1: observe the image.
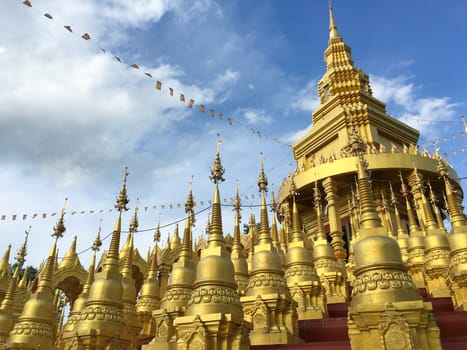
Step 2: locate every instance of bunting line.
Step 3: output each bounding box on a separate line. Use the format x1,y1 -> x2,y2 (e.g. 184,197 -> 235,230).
0,192 -> 271,223
18,0 -> 291,148
17,1 -> 467,155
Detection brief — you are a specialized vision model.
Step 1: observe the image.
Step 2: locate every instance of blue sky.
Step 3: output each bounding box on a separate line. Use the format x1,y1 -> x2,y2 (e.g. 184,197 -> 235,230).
0,0 -> 465,267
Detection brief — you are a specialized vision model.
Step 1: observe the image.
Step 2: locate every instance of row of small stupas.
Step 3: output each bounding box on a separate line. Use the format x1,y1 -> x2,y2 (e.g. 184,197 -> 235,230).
0,4 -> 466,350
0,142 -> 466,349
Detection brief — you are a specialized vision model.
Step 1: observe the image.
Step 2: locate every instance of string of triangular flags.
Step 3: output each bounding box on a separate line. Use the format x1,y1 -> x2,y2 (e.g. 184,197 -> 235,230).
0,191 -> 270,223
18,1 -> 466,151
19,0 -> 290,148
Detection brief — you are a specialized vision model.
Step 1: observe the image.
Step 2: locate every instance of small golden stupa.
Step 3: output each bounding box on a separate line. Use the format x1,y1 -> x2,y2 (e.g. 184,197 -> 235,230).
230,184 -> 249,296
0,230 -> 29,346
285,179 -> 327,319
72,169 -> 131,349
348,155 -> 441,349
136,240 -> 160,340
60,225 -> 101,348
145,185 -> 197,349
241,161 -> 301,345
169,143 -> 250,350
312,181 -> 347,304
5,203 -> 66,350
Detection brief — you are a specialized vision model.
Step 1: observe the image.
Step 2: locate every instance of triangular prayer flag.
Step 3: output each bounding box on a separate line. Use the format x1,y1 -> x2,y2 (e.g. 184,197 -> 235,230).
44,13 -> 53,19
156,81 -> 162,90
199,104 -> 205,113
131,63 -> 139,69
81,33 -> 91,40
64,25 -> 73,33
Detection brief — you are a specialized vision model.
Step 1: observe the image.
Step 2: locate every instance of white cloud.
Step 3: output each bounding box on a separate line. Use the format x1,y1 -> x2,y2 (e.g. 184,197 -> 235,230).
239,108 -> 272,125
290,79 -> 320,112
371,75 -> 459,139
101,0 -> 171,27
280,124 -> 311,145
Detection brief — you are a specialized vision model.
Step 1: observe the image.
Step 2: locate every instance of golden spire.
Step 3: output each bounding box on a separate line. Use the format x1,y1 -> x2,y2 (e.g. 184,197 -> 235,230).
314,181 -> 326,241
312,180 -> 347,304
153,219 -> 161,243
170,223 -> 181,251
245,157 -> 303,342
356,157 -> 383,233
0,267 -> 20,345
328,0 -> 340,40
178,185 -> 195,261
185,175 -> 196,225
129,198 -> 140,234
427,180 -> 447,233
231,183 -> 249,295
390,182 -> 407,238
413,167 -> 439,232
0,244 -> 12,278
74,169 -> 129,349
160,200 -> 195,313
6,200 -> 66,349
16,226 -> 30,268
136,241 -> 160,338
400,173 -> 423,236
61,226 -> 100,337
270,191 -> 283,259
290,194 -> 304,243
184,142 -> 242,321
18,266 -> 28,289
120,229 -> 141,348
0,231 -> 27,344
257,155 -> 272,245
380,190 -> 396,238
439,161 -> 467,232
207,139 -> 225,247
59,235 -> 79,270
138,242 -> 159,300
115,166 -> 130,212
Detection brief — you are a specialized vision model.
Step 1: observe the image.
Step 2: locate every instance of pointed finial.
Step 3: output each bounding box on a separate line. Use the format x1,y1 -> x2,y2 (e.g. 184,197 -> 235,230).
328,0 -> 340,40
233,181 -> 242,221
427,180 -> 437,205
257,153 -> 268,192
389,182 -> 398,206
437,157 -> 449,178
314,181 -> 322,210
129,199 -> 140,233
399,172 -> 410,198
270,190 -> 277,213
185,178 -> 196,226
210,138 -> 225,184
289,175 -> 298,199
16,226 -> 31,267
52,198 -> 67,239
115,167 -> 130,211
92,220 -> 103,252
154,219 -> 161,242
